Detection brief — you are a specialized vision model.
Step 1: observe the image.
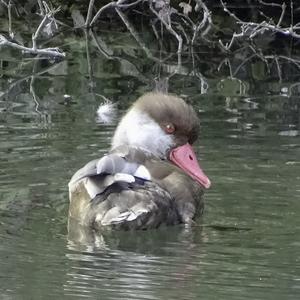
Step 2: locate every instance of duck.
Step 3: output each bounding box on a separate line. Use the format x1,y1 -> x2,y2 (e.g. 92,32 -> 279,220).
68,92 -> 211,231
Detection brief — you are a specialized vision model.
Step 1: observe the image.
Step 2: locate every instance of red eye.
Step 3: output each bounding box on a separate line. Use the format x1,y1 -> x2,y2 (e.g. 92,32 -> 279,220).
165,123 -> 175,134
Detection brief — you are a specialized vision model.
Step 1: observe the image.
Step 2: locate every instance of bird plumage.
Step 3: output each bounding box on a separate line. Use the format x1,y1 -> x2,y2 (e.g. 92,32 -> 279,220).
68,92 -> 210,231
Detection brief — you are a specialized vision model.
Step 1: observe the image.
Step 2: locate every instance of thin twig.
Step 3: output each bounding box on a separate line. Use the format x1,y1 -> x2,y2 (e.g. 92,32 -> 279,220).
241,21 -> 300,39
90,31 -> 114,58
220,0 -> 243,23
274,56 -> 282,82
149,1 -> 183,54
192,0 -> 212,44
1,0 -> 14,38
37,0 -> 45,15
90,0 -> 143,27
90,0 -> 119,27
195,72 -> 209,94
115,7 -> 162,63
176,23 -> 190,45
219,0 -> 300,51
85,30 -> 95,94
277,2 -> 286,27
265,54 -> 300,68
7,0 -> 13,38
290,1 -> 294,29
257,0 -> 282,8
231,54 -> 256,77
32,14 -> 50,50
85,0 -> 95,27
219,32 -> 244,51
0,0 -> 7,6
90,30 -> 149,83
118,0 -> 143,8
30,75 -> 41,115
0,3 -> 64,59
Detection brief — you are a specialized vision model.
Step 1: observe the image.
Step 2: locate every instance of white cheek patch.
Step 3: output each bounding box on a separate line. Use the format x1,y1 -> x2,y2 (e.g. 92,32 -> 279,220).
112,108 -> 174,158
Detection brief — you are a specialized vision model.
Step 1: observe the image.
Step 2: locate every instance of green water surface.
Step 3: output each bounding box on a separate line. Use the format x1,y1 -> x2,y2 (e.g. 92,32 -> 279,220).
0,27 -> 300,300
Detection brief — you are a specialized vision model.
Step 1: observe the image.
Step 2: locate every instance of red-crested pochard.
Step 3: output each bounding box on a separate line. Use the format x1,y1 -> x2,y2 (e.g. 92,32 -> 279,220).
68,93 -> 211,230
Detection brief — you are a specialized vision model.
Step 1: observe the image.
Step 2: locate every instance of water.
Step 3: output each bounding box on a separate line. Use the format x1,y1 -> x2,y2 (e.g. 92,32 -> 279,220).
1,27 -> 300,299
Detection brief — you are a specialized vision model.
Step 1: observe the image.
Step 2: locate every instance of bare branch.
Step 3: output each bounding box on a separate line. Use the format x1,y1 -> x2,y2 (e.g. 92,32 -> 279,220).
290,1 -> 293,29
176,23 -> 190,45
85,0 -> 95,27
265,54 -> 300,69
220,0 -> 243,23
257,0 -> 282,8
90,0 -> 142,27
0,3 -> 64,59
32,13 -> 51,50
85,30 -> 95,93
192,0 -> 212,44
219,32 -> 244,51
7,0 -> 13,38
274,56 -> 282,82
30,75 -> 41,115
230,54 -> 256,77
0,34 -> 65,58
1,0 -> 14,38
219,0 -> 300,50
195,72 -> 209,94
243,21 -> 300,39
0,0 -> 8,7
277,2 -> 286,27
115,8 -> 164,63
37,0 -> 45,15
149,0 -> 183,54
118,0 -> 144,8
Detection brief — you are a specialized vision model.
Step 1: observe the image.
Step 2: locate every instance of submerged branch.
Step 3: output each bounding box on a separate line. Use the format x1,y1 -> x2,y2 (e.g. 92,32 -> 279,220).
0,61 -> 63,99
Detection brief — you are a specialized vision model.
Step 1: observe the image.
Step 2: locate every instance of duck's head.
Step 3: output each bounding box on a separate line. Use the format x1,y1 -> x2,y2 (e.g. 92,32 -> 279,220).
111,92 -> 211,188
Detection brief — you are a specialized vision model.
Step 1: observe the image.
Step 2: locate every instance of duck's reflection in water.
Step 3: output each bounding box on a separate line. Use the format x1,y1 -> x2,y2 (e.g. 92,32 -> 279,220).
65,220 -> 208,299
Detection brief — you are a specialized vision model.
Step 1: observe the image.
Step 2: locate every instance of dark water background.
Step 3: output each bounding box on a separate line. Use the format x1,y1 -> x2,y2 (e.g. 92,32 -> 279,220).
1,8 -> 300,299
